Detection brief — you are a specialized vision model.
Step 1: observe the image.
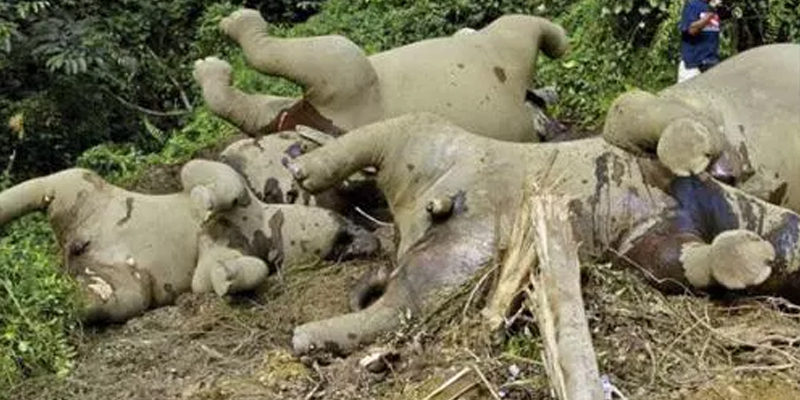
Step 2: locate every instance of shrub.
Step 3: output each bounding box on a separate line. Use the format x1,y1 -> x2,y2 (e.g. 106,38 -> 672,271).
0,215 -> 80,389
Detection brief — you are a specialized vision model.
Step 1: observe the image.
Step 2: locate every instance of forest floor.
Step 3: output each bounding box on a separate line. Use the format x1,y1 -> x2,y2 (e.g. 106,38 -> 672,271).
10,236 -> 800,400
8,128 -> 800,400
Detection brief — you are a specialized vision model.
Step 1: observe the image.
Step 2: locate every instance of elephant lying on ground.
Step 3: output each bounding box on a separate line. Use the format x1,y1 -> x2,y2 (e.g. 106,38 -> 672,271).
0,160 -> 378,323
193,8 -> 567,142
218,129 -> 390,232
284,113 -> 800,356
603,44 -> 800,209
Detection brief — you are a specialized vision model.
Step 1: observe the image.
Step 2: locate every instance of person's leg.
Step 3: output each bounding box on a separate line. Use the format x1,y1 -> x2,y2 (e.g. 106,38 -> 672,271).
678,60 -> 701,83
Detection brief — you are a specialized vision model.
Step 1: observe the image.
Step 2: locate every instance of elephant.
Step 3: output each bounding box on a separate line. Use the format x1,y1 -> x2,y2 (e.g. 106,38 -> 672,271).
602,43 -> 800,209
193,8 -> 568,142
0,160 -> 379,323
282,113 -> 800,356
217,129 -> 390,232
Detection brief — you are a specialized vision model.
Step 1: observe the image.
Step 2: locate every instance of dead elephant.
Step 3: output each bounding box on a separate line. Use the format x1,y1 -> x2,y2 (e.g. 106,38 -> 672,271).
0,160 -> 378,323
284,113 -> 800,356
193,8 -> 568,142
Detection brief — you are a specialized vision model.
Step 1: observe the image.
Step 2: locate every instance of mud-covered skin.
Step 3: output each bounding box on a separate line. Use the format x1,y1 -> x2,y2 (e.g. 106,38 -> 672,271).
0,161 -> 379,324
219,131 -> 347,209
603,44 -> 800,210
285,113 -> 800,355
219,130 -> 391,228
193,9 -> 567,142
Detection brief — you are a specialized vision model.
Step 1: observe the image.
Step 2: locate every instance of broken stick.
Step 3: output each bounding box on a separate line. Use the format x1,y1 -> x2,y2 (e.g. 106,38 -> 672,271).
527,194 -> 603,400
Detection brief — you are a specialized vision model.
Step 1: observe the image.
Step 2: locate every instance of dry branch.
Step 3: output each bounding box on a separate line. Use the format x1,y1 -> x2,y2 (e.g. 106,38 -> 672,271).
483,178 -> 604,400
526,194 -> 603,400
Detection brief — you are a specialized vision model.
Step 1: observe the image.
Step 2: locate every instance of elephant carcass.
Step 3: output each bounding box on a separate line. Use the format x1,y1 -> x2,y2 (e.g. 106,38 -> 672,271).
193,9 -> 568,142
0,160 -> 378,323
284,113 -> 800,356
603,44 -> 800,209
218,130 -> 388,226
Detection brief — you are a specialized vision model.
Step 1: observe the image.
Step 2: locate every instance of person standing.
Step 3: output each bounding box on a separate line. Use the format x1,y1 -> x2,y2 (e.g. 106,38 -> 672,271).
678,0 -> 722,82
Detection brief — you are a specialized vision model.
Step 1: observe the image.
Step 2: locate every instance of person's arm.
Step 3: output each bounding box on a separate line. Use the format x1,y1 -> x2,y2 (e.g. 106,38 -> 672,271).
688,12 -> 715,35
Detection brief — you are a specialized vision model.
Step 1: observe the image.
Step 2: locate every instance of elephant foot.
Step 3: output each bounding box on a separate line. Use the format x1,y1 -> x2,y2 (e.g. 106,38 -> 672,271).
681,229 -> 774,290
193,56 -> 232,87
192,57 -> 237,121
709,230 -> 773,290
292,303 -> 404,356
220,8 -> 268,43
210,255 -> 269,296
657,118 -> 715,177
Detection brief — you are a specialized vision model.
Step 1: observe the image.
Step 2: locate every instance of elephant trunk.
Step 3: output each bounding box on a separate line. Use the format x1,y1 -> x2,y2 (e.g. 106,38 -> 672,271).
292,294 -> 408,356
0,174 -> 56,227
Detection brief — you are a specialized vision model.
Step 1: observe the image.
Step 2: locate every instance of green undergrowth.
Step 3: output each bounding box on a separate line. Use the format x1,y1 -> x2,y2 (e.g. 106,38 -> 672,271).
0,215 -> 80,392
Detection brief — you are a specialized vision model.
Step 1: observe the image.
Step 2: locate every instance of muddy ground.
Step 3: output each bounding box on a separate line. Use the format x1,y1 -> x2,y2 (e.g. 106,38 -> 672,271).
8,128 -> 800,399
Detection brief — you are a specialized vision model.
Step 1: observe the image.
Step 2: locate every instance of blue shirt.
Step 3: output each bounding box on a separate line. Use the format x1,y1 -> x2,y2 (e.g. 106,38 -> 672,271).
679,0 -> 720,68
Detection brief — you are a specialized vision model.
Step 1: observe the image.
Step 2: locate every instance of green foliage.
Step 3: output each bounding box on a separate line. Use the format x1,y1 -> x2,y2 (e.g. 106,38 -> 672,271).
537,0 -> 683,128
0,215 -> 80,389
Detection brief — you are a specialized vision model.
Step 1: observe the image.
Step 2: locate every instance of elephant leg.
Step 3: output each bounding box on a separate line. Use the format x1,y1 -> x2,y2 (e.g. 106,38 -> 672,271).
621,225 -> 773,292
181,160 -> 250,217
193,236 -> 269,296
602,90 -> 750,181
219,9 -> 379,111
286,113 -> 449,193
193,56 -> 295,135
602,90 -> 699,154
